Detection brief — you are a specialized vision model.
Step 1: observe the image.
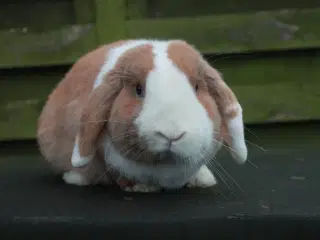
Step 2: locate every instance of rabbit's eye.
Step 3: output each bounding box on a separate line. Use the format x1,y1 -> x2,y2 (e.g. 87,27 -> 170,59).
135,83 -> 144,97
195,84 -> 199,92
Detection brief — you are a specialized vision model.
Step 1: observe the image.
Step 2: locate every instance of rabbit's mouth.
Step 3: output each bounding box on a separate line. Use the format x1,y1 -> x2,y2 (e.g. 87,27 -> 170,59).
152,151 -> 181,165
115,143 -> 190,166
103,137 -> 205,189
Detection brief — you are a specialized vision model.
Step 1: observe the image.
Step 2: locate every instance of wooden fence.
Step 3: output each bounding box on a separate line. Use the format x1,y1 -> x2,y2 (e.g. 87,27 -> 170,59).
1,0 -> 319,140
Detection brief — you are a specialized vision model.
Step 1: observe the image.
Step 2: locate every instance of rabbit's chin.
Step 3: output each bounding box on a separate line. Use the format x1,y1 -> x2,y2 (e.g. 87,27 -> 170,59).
101,137 -> 221,189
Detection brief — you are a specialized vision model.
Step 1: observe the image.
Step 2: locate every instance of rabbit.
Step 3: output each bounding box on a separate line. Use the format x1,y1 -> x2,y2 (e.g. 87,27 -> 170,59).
37,39 -> 247,192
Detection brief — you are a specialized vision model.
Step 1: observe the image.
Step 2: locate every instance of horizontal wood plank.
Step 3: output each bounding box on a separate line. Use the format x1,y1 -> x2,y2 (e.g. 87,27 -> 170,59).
0,24 -> 98,69
0,68 -> 65,140
0,1 -> 95,31
126,0 -> 320,19
213,51 -> 320,122
126,8 -> 320,54
0,0 -> 97,69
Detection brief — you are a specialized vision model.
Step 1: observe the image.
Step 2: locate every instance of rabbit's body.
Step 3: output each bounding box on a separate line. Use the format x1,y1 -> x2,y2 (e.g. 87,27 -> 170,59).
37,39 -> 247,192
37,42 -> 124,185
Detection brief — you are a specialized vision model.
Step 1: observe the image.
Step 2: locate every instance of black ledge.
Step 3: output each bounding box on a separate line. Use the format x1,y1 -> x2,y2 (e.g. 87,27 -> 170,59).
0,122 -> 320,239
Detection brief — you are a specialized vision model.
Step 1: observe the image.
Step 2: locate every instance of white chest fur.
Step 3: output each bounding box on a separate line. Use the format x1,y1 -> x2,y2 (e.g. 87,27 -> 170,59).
101,137 -> 222,189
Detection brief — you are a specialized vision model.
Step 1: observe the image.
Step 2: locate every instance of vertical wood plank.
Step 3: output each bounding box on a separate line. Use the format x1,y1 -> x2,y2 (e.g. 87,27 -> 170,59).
94,0 -> 126,44
126,0 -> 148,19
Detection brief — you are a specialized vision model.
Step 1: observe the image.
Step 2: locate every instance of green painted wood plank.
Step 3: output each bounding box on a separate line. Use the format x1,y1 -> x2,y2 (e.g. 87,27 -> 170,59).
94,0 -> 126,45
73,0 -> 96,24
1,52 -> 319,141
0,1 -> 80,31
0,68 -> 64,140
233,82 -> 320,123
127,0 -> 320,19
0,24 -> 98,69
0,0 -> 98,69
212,51 -> 320,122
126,0 -> 148,19
126,8 -> 320,54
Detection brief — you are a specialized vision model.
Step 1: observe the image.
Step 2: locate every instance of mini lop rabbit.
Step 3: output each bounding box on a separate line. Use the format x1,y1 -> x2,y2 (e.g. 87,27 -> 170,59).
37,39 -> 247,192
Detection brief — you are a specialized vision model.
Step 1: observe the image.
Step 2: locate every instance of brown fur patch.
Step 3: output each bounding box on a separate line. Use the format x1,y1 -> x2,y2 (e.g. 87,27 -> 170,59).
77,79 -> 122,156
226,108 -> 239,119
37,40 -> 126,184
202,63 -> 239,120
108,44 -> 155,163
167,40 -> 203,84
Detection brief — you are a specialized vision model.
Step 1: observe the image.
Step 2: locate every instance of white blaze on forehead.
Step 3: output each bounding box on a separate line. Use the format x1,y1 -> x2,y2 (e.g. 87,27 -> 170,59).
146,41 -> 178,100
144,41 -> 203,118
93,39 -> 151,89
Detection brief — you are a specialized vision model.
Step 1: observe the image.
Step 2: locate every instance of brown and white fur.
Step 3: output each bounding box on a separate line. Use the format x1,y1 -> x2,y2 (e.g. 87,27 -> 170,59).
37,39 -> 247,192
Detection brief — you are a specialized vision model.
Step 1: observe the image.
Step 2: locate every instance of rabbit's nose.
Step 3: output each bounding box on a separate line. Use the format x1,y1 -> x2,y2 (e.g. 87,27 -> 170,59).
155,131 -> 186,143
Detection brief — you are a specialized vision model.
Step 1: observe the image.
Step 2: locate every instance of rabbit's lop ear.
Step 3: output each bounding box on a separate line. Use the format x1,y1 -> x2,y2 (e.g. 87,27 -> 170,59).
71,79 -> 122,168
203,61 -> 247,164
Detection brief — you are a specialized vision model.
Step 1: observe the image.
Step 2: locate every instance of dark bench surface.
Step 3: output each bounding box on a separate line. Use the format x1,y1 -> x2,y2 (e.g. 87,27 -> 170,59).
0,122 -> 319,239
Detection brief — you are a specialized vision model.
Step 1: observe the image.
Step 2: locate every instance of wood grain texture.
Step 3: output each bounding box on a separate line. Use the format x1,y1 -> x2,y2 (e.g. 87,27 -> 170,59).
0,0 -> 97,69
127,0 -> 320,18
126,8 -> 320,54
